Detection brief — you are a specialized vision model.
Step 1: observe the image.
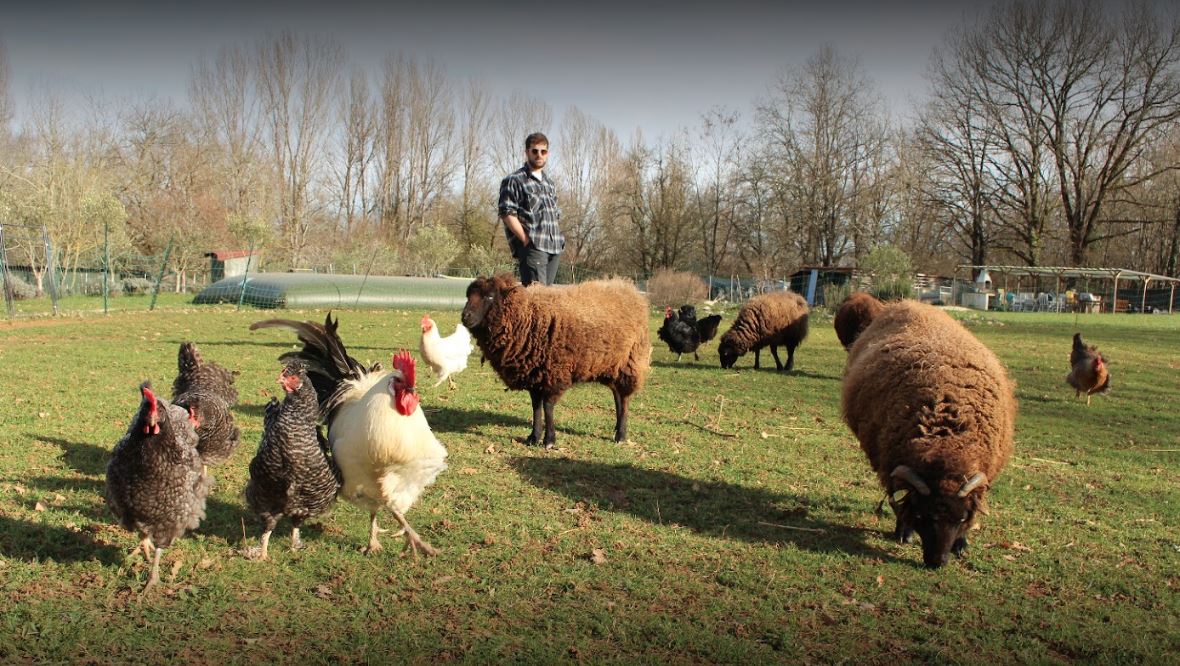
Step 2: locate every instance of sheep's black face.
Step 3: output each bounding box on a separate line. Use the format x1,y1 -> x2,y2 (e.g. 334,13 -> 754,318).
902,494 -> 977,569
718,341 -> 740,369
461,279 -> 497,331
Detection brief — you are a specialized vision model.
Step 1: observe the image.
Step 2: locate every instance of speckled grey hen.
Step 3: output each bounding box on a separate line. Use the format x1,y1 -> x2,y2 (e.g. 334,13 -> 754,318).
172,341 -> 238,406
244,362 -> 341,560
105,382 -> 210,593
172,342 -> 240,469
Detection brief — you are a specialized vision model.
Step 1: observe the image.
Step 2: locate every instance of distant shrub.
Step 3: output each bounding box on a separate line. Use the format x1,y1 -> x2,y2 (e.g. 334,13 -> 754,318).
462,243 -> 514,277
646,269 -> 708,309
122,276 -> 155,295
860,245 -> 914,301
3,272 -> 37,300
404,225 -> 461,277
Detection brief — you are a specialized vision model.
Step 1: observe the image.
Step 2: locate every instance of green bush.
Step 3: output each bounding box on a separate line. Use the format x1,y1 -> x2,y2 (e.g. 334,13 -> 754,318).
860,245 -> 914,301
404,225 -> 461,277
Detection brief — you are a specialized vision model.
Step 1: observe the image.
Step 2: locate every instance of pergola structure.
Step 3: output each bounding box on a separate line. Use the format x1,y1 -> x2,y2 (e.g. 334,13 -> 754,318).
954,265 -> 1179,313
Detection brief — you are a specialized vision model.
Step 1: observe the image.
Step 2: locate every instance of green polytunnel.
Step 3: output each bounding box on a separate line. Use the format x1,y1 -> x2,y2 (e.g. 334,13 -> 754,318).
193,272 -> 473,310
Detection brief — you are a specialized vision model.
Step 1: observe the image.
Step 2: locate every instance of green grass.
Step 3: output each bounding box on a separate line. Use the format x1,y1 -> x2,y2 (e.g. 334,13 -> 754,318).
0,306 -> 1177,663
7,292 -> 196,317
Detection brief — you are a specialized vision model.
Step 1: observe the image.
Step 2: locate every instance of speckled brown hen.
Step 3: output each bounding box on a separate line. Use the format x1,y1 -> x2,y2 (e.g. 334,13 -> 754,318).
105,382 -> 210,593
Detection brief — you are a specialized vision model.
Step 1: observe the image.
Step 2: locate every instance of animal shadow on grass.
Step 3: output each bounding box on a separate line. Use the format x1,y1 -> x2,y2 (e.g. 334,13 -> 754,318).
785,369 -> 840,381
650,359 -> 725,372
510,456 -> 899,561
235,402 -> 271,419
35,435 -> 110,476
425,405 -> 532,435
0,514 -> 123,565
22,473 -> 246,547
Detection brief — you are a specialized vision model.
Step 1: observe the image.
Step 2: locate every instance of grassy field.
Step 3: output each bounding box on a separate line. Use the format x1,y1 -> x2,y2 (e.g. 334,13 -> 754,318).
0,304 -> 1177,663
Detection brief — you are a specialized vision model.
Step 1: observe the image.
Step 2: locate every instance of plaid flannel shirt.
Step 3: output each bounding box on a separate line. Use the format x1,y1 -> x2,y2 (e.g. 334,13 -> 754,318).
498,165 -> 564,255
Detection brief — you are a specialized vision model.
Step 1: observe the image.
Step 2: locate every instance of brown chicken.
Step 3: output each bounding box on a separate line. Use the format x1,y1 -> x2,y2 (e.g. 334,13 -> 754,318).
1066,332 -> 1110,405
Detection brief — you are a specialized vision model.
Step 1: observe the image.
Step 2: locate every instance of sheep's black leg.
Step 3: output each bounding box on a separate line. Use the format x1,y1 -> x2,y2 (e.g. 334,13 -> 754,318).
785,343 -> 796,372
611,387 -> 629,442
770,345 -> 784,371
753,348 -> 761,369
951,537 -> 968,558
527,388 -> 544,446
542,396 -> 557,449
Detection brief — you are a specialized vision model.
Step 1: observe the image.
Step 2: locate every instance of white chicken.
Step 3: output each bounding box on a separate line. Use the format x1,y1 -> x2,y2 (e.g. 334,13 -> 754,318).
250,314 -> 448,557
419,313 -> 474,389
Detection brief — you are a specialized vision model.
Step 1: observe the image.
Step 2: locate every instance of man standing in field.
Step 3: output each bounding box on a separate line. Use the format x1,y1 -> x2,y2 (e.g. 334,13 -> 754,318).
498,132 -> 564,286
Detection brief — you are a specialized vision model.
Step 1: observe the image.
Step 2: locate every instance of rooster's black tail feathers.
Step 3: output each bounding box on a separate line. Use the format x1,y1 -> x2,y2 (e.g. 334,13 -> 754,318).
250,313 -> 367,416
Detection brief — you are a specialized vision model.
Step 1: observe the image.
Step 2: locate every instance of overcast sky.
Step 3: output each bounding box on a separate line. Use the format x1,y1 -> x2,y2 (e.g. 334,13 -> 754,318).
3,0 -> 988,140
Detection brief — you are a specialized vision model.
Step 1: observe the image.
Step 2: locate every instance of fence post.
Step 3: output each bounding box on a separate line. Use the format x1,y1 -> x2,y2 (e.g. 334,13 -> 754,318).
149,236 -> 173,312
0,224 -> 13,320
42,226 -> 60,316
236,240 -> 256,311
103,222 -> 110,315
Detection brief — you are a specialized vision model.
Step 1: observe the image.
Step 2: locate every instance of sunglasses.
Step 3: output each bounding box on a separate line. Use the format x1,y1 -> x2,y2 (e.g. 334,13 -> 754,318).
529,148 -> 549,156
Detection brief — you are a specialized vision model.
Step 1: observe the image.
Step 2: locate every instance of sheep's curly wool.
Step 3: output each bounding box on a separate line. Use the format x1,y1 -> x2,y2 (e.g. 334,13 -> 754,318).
468,275 -> 651,396
842,300 -> 1016,500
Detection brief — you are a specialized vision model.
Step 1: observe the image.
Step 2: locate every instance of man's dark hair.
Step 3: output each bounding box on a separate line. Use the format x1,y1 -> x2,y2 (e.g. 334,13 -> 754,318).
525,132 -> 549,150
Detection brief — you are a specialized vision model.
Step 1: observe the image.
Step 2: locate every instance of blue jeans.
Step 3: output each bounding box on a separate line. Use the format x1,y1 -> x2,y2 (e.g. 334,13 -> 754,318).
517,246 -> 560,286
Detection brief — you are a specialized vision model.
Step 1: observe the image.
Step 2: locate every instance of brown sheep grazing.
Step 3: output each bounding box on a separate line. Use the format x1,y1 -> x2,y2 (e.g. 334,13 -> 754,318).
717,291 -> 809,370
833,291 -> 884,350
842,300 -> 1016,568
460,274 -> 652,449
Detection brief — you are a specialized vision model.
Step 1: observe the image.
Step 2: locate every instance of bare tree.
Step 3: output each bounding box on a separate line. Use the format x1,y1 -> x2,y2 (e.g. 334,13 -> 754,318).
919,36 -> 1004,270
255,32 -> 344,267
335,67 -> 377,240
374,55 -> 455,243
189,45 -> 265,222
758,46 -> 886,266
965,1 -> 1180,266
693,107 -> 743,276
556,106 -> 620,273
455,79 -> 494,250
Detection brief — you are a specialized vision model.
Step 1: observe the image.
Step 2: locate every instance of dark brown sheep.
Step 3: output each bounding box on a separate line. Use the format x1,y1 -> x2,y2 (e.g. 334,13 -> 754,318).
833,291 -> 884,350
842,300 -> 1016,568
717,291 -> 809,370
461,274 -> 651,448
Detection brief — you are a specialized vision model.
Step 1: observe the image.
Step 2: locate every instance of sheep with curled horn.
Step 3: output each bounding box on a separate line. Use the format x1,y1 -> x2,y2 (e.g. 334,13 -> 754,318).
842,300 -> 1016,569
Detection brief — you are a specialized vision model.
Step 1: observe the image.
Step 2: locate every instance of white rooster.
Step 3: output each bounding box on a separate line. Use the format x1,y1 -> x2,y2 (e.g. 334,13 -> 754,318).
250,314 -> 448,556
419,313 -> 473,389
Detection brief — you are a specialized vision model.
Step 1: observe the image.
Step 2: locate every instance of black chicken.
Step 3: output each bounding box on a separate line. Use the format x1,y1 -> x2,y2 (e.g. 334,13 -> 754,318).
105,382 -> 210,593
678,304 -> 723,345
172,342 -> 240,471
244,362 -> 341,560
657,306 -> 701,361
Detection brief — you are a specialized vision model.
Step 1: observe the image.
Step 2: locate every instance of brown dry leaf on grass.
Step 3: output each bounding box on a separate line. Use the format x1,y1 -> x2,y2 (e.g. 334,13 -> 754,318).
589,548 -> 606,565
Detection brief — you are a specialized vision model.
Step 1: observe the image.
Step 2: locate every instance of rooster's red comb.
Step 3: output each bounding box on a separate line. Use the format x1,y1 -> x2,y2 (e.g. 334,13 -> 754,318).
392,349 -> 416,387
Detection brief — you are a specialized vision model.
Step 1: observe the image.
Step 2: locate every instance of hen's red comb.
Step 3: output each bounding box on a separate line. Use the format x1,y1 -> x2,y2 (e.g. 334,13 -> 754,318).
665,306 -> 673,317
421,313 -> 432,326
392,349 -> 416,387
141,385 -> 160,434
